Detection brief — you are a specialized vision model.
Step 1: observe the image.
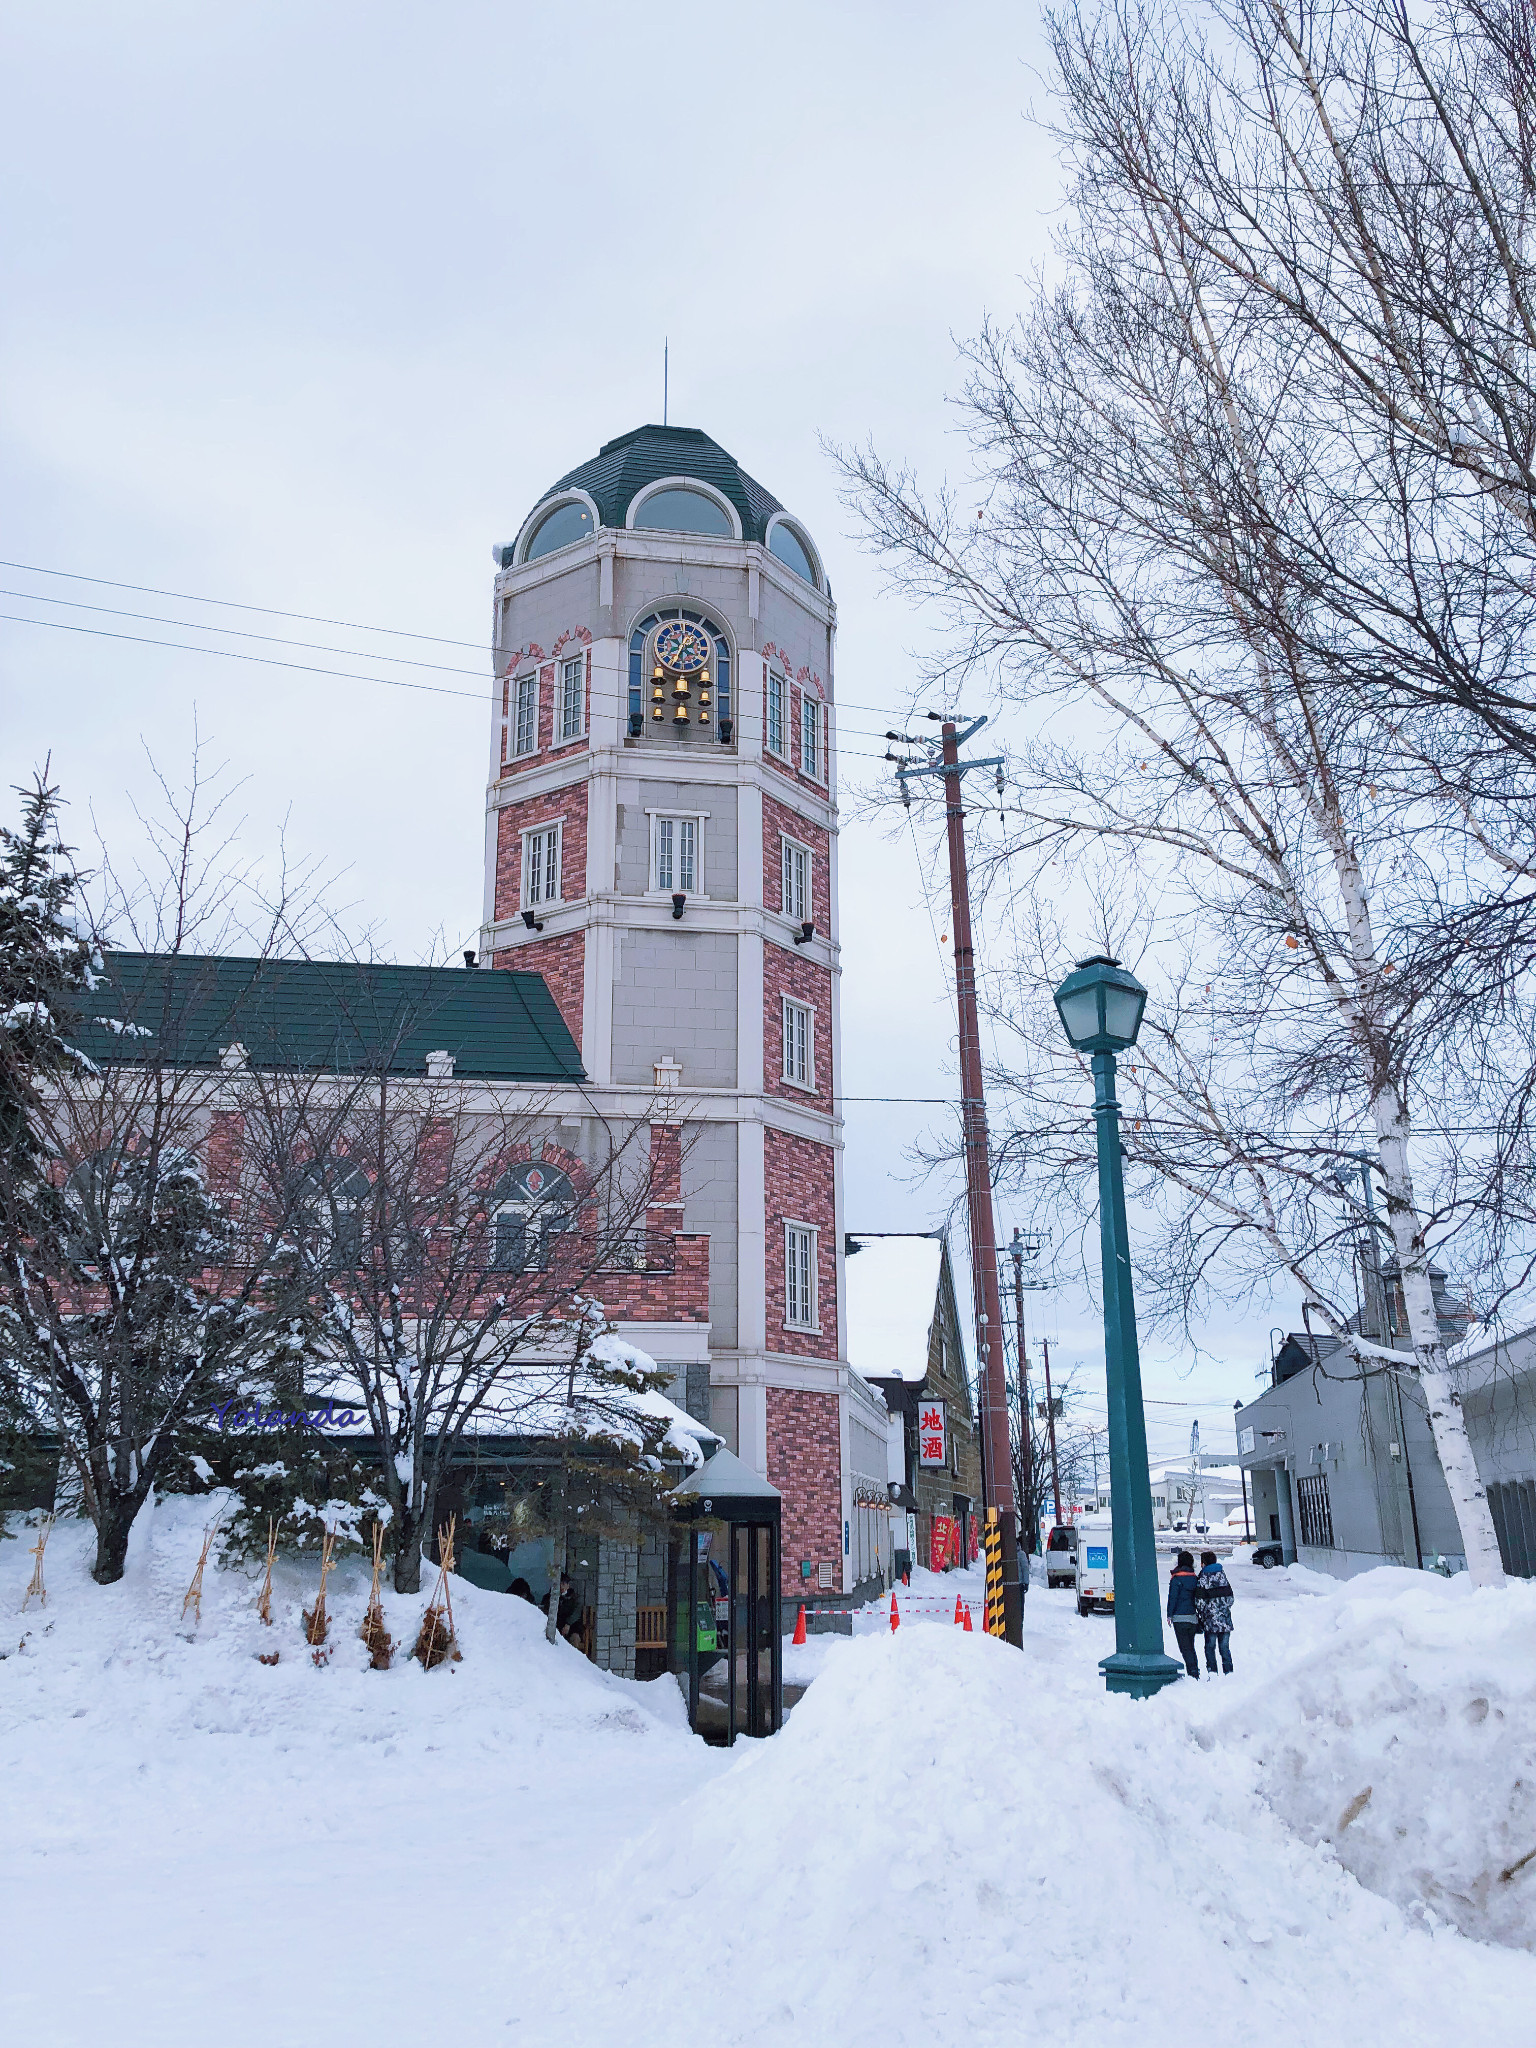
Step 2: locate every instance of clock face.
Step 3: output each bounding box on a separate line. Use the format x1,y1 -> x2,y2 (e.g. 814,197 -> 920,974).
654,620 -> 711,674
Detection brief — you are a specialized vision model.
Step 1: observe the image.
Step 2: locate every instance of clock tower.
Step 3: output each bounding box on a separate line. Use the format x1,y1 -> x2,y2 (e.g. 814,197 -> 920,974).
481,425 -> 889,1602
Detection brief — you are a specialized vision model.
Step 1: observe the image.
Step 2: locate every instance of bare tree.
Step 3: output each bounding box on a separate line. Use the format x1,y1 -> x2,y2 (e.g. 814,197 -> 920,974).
835,0 -> 1536,1583
241,1057 -> 691,1593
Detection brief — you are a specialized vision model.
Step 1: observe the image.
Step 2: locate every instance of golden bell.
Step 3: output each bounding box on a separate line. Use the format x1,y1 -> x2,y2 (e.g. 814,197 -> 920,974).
673,703 -> 689,722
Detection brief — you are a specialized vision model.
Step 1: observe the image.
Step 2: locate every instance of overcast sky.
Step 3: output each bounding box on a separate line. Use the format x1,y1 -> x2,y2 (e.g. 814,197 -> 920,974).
1,1 -> 1275,1471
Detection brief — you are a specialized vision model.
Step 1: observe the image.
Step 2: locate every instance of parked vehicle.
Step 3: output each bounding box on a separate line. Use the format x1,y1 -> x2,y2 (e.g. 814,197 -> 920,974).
1252,1541 -> 1283,1568
1046,1523 -> 1077,1590
1075,1515 -> 1114,1616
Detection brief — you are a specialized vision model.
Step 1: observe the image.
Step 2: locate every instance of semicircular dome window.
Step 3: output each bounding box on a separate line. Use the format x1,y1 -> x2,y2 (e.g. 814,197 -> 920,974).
768,522 -> 817,587
525,499 -> 594,562
632,486 -> 733,537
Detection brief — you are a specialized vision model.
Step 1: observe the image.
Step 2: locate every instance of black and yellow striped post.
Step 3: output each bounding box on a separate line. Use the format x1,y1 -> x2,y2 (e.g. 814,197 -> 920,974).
984,1509 -> 1005,1636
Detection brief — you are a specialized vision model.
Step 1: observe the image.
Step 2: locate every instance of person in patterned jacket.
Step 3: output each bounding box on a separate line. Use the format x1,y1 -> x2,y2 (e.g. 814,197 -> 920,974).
1195,1549 -> 1235,1674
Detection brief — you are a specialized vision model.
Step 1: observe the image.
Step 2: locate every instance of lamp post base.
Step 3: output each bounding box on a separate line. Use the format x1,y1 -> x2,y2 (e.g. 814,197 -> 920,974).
1099,1650 -> 1184,1699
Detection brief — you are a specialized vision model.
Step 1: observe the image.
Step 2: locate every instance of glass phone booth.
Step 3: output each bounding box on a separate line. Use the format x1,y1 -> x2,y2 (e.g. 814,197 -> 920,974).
667,1446 -> 782,1745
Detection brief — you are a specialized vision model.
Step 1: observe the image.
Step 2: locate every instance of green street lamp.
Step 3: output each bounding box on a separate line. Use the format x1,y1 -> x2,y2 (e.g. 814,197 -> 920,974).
1053,954 -> 1182,1699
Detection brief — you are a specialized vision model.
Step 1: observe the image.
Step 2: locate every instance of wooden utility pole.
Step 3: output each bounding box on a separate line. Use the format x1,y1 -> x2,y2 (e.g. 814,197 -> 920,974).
1009,1229 -> 1037,1558
897,716 -> 1022,1644
1041,1336 -> 1064,1526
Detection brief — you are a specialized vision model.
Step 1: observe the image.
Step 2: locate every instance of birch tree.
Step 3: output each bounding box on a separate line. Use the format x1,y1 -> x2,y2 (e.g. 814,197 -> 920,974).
837,0 -> 1536,1583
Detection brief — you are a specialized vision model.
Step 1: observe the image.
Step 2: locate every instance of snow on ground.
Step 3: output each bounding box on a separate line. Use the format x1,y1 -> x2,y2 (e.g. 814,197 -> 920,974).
4,1507 -> 1535,2047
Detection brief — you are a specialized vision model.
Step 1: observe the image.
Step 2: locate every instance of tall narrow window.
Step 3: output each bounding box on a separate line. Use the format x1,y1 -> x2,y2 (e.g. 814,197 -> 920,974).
781,838 -> 810,923
514,672 -> 538,757
522,823 -> 561,907
652,815 -> 699,894
800,696 -> 821,778
782,997 -> 812,1087
558,656 -> 584,742
767,669 -> 786,756
785,1223 -> 817,1331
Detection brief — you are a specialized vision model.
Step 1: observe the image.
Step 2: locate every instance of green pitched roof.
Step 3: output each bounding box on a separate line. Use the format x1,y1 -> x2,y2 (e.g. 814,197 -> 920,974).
77,953 -> 586,1083
535,424 -> 784,544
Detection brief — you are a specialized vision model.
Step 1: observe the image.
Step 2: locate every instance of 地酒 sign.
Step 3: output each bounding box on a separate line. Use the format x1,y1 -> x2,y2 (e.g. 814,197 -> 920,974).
918,1400 -> 947,1468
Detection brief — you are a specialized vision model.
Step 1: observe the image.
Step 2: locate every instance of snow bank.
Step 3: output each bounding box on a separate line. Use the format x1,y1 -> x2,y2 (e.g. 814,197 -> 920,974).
1196,1559 -> 1536,1950
510,1602 -> 1534,2046
0,1499 -> 717,2046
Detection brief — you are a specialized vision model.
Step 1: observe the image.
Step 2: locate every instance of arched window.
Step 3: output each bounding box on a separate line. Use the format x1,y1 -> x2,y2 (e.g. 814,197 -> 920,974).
524,498 -> 595,562
768,519 -> 818,588
294,1158 -> 373,1271
630,485 -> 734,537
487,1161 -> 575,1275
626,607 -> 733,743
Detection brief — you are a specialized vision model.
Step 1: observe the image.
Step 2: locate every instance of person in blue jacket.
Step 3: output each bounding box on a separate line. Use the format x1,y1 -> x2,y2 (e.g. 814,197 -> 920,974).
1196,1549 -> 1235,1673
1166,1549 -> 1201,1677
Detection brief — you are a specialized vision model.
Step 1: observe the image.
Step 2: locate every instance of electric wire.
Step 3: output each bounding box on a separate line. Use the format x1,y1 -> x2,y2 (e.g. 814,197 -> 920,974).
0,555 -> 953,725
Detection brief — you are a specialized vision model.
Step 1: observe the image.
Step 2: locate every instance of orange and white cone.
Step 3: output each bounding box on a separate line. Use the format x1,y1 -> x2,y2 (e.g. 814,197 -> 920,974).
962,1602 -> 974,1633
954,1592 -> 965,1626
792,1604 -> 807,1646
890,1591 -> 900,1632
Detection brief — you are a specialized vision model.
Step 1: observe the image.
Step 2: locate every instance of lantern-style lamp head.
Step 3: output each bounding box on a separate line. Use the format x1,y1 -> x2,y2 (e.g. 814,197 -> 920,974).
1053,954 -> 1148,1053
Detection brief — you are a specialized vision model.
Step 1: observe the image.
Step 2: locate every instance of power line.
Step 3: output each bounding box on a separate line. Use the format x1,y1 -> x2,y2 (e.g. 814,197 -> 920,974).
0,555 -> 943,726
0,587 -> 492,679
0,612 -> 486,702
0,557 -> 486,648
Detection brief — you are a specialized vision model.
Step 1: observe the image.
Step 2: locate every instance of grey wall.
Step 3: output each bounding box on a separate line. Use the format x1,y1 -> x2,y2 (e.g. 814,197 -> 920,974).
611,928 -> 737,1087
682,1119 -> 738,1348
499,557 -> 598,657
616,782 -> 737,900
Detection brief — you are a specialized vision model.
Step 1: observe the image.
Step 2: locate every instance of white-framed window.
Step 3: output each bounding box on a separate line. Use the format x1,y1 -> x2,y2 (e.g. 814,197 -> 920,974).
799,694 -> 823,779
521,821 -> 562,907
766,668 -> 787,757
558,655 -> 585,743
781,836 -> 811,923
782,996 -> 813,1089
649,812 -> 706,895
513,672 -> 538,757
784,1221 -> 818,1331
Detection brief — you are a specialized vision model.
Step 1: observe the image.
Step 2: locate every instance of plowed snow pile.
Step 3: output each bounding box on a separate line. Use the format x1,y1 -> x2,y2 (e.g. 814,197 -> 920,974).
4,1504 -> 1535,2048
510,1579 -> 1536,2047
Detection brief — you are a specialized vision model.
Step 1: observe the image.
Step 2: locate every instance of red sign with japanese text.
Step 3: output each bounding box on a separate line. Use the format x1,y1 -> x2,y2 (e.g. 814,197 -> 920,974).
930,1514 -> 956,1572
918,1400 -> 947,1468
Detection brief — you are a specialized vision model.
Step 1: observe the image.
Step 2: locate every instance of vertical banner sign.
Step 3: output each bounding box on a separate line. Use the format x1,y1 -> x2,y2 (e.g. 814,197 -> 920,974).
918,1401 -> 947,1468
984,1509 -> 1005,1636
929,1514 -> 956,1573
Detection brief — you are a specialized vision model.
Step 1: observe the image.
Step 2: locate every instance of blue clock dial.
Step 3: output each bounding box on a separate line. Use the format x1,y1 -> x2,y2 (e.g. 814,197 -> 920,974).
654,621 -> 711,674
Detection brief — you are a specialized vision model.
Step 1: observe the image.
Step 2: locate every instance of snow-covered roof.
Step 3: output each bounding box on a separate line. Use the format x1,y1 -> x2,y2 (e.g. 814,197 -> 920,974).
844,1234 -> 945,1385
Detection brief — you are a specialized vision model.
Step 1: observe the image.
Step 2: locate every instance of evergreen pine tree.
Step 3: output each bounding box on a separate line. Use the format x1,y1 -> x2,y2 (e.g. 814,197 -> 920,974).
0,776 -> 91,1521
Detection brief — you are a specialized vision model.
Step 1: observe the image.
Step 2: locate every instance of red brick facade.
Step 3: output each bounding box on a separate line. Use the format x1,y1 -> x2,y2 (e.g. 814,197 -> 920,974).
763,1124 -> 838,1363
760,645 -> 831,805
493,931 -> 584,1044
497,633 -> 592,776
493,786 -> 589,925
762,945 -> 834,1115
767,1386 -> 842,1594
762,791 -> 831,934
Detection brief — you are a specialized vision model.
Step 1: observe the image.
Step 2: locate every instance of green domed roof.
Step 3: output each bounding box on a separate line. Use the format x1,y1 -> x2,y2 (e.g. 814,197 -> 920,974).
533,424 -> 784,543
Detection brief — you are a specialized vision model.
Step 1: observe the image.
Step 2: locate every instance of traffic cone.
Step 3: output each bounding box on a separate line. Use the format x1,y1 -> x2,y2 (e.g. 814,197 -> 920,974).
963,1603 -> 974,1632
954,1592 -> 965,1626
903,1571 -> 909,1586
792,1604 -> 807,1646
890,1590 -> 900,1632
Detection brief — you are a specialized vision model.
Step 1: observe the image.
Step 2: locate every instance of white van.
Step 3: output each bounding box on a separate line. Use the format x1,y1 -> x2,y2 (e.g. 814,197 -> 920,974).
1074,1516 -> 1114,1616
1045,1522 -> 1077,1589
